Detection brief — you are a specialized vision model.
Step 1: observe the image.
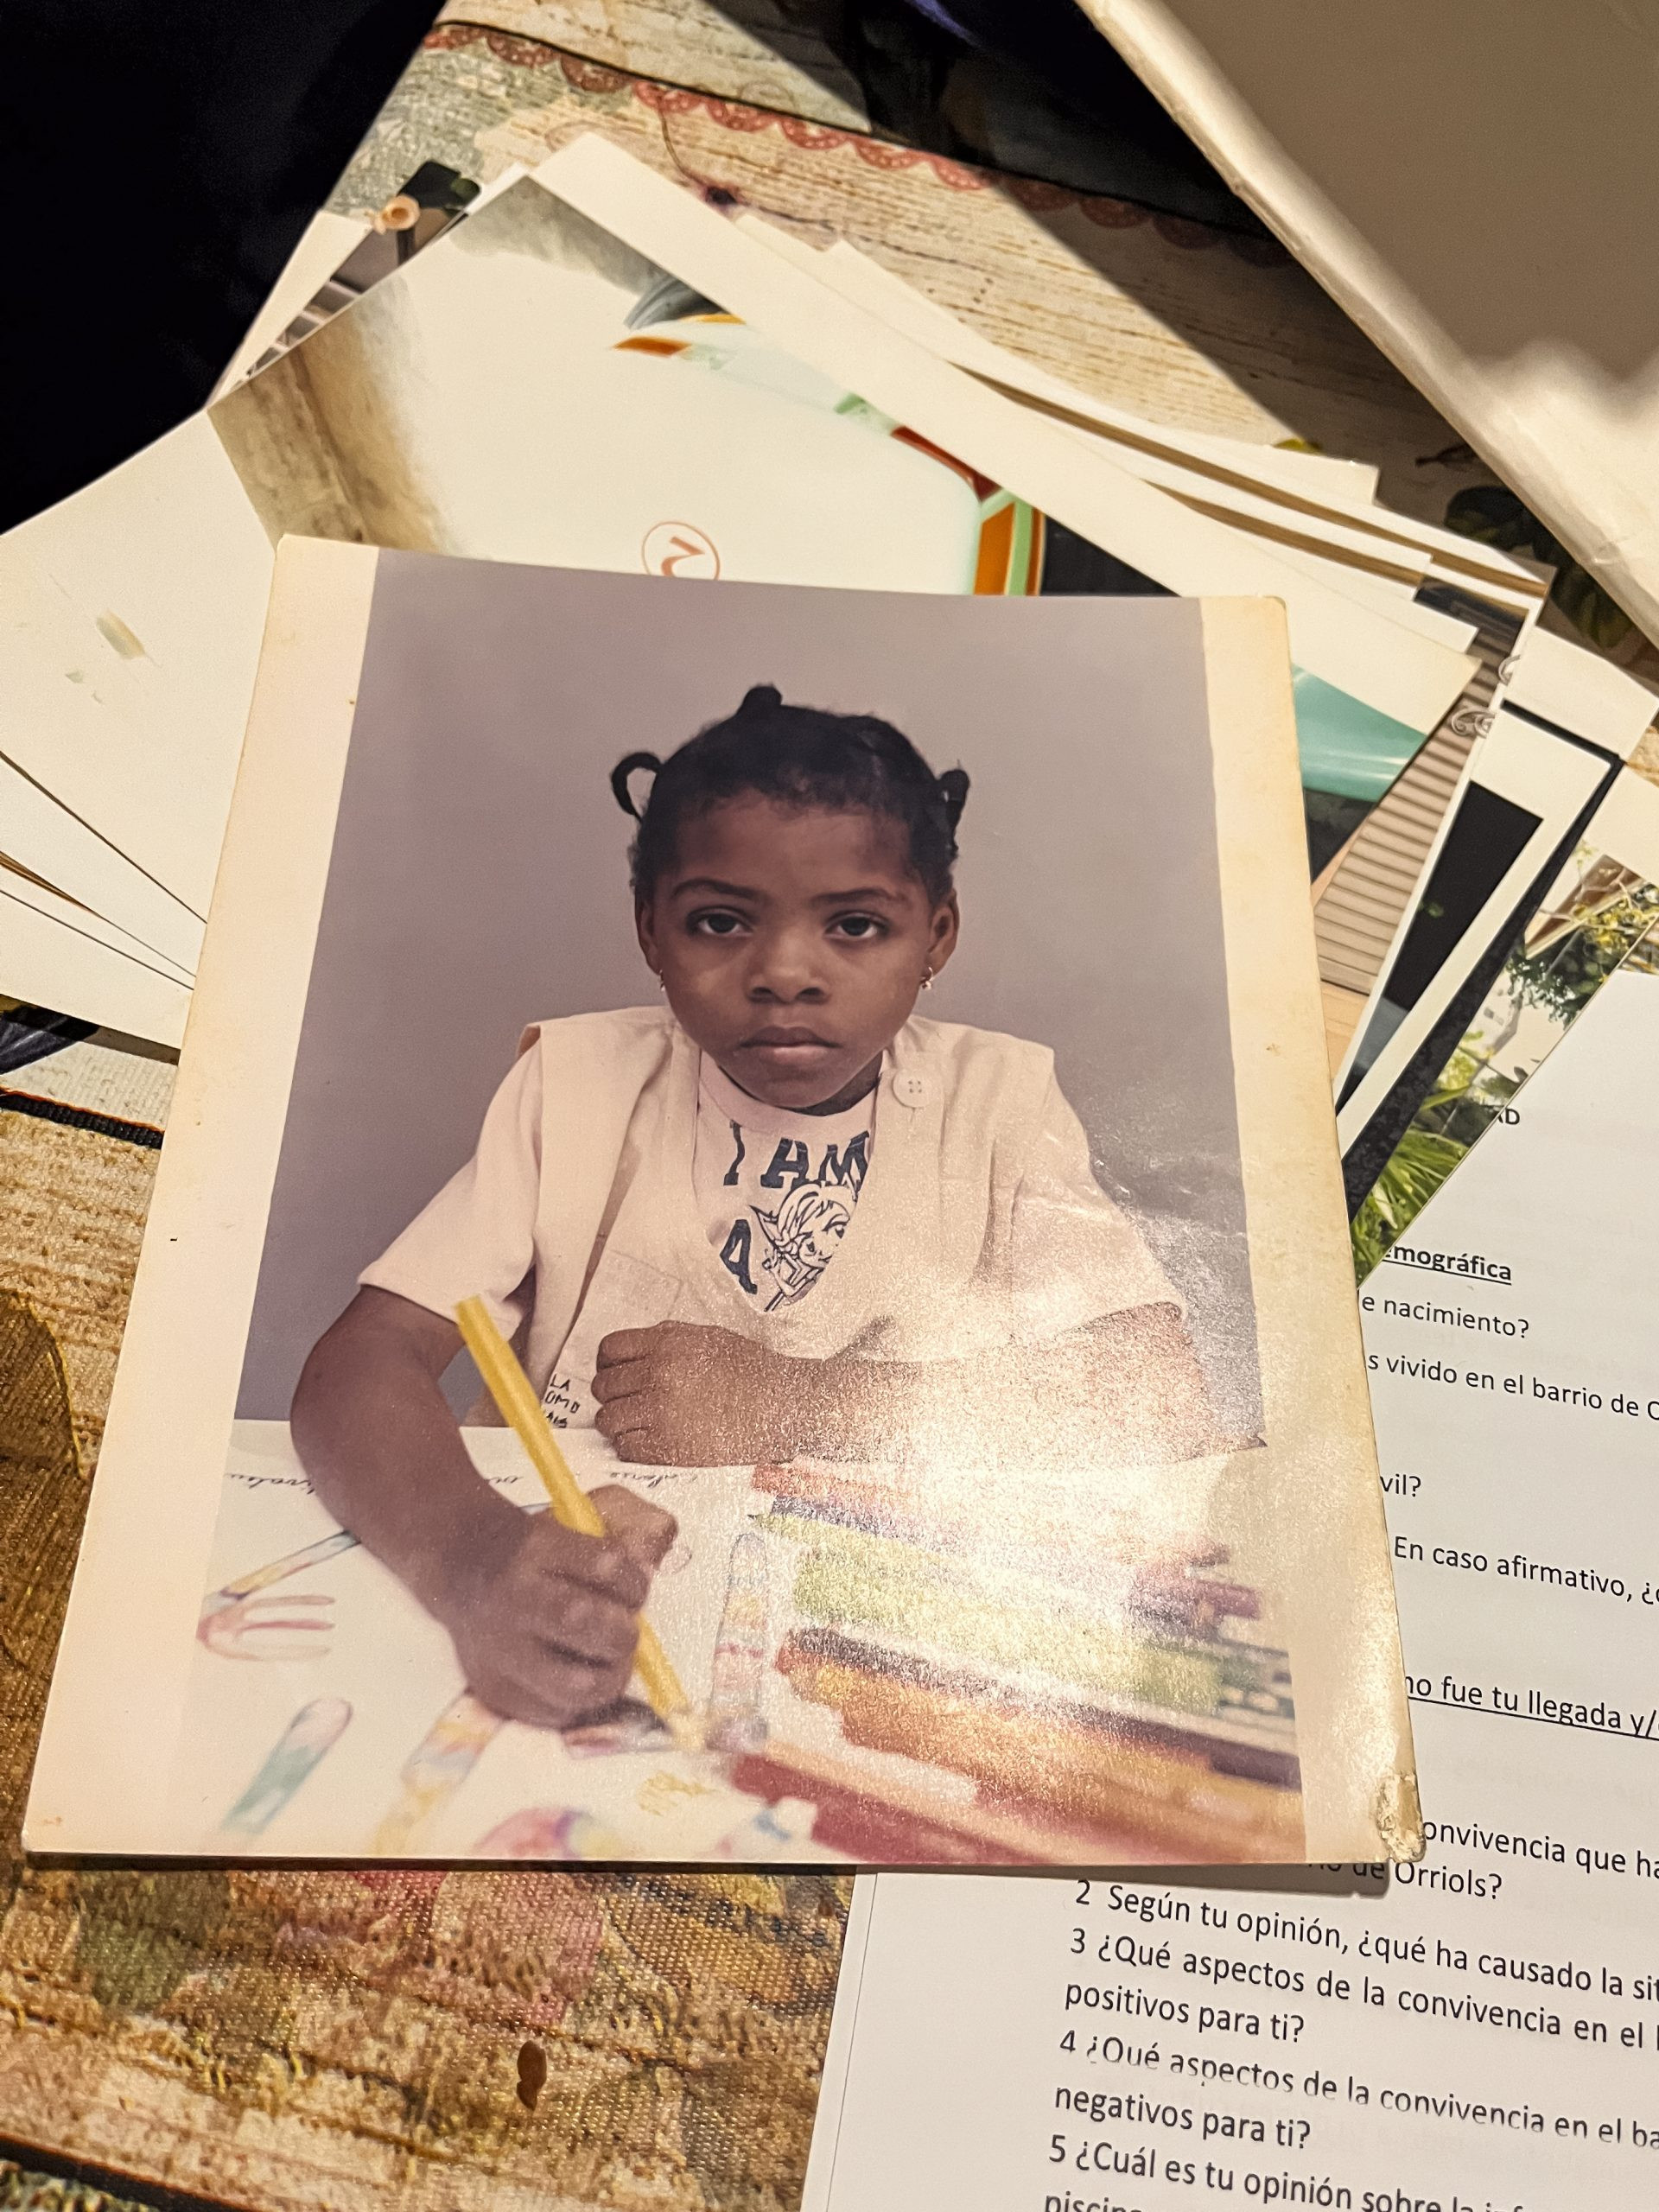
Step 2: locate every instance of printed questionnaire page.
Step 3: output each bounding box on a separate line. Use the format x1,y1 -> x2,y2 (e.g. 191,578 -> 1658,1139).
804,964 -> 1659,2212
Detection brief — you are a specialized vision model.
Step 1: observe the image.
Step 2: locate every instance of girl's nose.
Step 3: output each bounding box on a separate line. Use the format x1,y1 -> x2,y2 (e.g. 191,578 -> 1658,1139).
747,930 -> 827,1000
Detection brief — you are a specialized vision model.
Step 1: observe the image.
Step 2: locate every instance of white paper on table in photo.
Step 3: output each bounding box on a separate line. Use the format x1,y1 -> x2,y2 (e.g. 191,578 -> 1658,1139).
175,1422 -> 772,1859
1584,759 -> 1659,876
0,413 -> 275,918
1504,624 -> 1659,754
0,752 -> 202,975
1332,627 -> 1658,1098
815,231 -> 1553,623
1333,714 -> 1610,1152
765,224 -> 1549,614
0,880 -> 189,1048
1267,543 -> 1414,610
541,137 -> 1475,736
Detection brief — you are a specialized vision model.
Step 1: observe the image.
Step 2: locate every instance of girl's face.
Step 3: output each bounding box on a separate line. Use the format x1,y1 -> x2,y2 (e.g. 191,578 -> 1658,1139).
636,797 -> 959,1111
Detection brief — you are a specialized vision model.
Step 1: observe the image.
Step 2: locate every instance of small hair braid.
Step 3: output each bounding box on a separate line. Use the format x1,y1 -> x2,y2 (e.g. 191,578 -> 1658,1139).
611,688 -> 970,901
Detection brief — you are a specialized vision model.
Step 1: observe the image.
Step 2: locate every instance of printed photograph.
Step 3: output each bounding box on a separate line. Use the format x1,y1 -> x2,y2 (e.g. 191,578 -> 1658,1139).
229,161 -> 481,386
207,168 -> 1433,873
31,552 -> 1413,1868
1352,836 -> 1659,1274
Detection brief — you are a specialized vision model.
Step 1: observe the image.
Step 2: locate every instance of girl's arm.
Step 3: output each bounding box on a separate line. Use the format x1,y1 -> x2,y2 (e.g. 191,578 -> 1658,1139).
293,1287 -> 676,1723
590,1302 -> 1224,1467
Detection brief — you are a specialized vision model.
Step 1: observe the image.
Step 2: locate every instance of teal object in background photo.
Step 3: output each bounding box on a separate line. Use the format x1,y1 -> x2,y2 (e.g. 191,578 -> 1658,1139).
1293,670 -> 1427,801
1291,670 -> 1433,875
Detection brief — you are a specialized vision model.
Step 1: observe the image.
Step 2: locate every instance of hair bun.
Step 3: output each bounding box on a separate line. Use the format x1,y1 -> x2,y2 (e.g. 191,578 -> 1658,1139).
737,683 -> 784,716
610,751 -> 664,820
936,766 -> 970,832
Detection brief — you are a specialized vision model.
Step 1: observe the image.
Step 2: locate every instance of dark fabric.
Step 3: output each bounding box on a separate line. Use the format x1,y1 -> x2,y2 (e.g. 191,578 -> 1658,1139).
0,1008 -> 94,1079
2,0 -> 444,530
2,0 -> 1250,531
902,0 -> 1153,103
851,0 -> 1255,225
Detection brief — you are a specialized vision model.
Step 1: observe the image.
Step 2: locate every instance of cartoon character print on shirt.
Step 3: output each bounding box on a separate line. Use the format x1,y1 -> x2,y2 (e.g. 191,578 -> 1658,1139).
717,1122 -> 869,1312
754,1184 -> 852,1308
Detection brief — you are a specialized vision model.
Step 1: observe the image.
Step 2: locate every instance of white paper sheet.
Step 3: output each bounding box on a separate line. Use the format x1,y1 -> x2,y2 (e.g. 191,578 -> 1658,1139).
0,141 -> 1478,976
0,413 -> 276,918
0,752 -> 202,974
541,139 -> 1475,739
804,959 -> 1659,2207
1,867 -> 191,984
750,222 -> 1384,506
1078,0 -> 1659,648
0,880 -> 189,1046
772,226 -> 1545,612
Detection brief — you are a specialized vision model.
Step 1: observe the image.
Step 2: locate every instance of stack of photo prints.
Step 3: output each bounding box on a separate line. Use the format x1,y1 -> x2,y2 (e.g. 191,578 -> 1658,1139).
10,133 -> 1656,1872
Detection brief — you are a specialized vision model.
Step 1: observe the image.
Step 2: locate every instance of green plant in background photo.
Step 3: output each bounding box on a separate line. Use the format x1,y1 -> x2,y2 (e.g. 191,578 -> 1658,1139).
1352,869 -> 1659,1279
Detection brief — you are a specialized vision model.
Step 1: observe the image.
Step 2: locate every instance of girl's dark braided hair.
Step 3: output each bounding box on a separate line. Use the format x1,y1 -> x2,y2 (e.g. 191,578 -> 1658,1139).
610,685 -> 969,902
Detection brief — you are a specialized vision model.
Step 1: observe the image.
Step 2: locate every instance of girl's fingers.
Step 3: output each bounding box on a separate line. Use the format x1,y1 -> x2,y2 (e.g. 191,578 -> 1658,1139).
486,1647 -> 623,1730
595,1395 -> 658,1442
594,1484 -> 677,1567
595,1326 -> 664,1369
533,1591 -> 639,1668
519,1517 -> 650,1606
589,1357 -> 653,1404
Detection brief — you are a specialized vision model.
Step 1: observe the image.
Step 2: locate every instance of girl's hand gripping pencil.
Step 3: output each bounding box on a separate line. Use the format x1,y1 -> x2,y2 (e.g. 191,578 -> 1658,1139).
454,1295 -> 702,1749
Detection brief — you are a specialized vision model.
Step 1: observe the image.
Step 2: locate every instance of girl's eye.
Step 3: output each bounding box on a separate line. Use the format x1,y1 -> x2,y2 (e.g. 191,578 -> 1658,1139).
830,914 -> 887,940
690,910 -> 748,938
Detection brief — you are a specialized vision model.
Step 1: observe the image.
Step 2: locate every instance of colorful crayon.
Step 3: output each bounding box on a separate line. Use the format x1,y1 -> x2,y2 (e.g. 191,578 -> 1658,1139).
772,1647 -> 1303,1861
220,1696 -> 352,1836
706,1529 -> 770,1755
474,1805 -> 626,1859
373,1692 -> 503,1853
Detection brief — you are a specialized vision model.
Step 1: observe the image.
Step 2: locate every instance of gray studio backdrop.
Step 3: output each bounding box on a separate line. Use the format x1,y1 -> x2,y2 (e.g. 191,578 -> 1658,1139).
237,552 -> 1262,1435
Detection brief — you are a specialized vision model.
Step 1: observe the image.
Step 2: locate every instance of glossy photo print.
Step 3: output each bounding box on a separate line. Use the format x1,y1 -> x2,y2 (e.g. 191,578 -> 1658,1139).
208,153 -> 1471,867
29,548 -> 1414,1867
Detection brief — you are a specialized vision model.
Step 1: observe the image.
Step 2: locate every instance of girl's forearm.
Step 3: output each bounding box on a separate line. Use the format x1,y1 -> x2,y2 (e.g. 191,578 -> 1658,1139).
290,1287 -> 523,1620
790,1303 -> 1216,1465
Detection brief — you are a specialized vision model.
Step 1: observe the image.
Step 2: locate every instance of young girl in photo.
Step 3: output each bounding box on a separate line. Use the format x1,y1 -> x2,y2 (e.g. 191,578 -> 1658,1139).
293,686 -> 1217,1726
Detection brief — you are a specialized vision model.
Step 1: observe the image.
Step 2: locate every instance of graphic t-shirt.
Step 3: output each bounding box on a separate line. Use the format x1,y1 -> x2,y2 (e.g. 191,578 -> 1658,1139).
694,1056 -> 875,1312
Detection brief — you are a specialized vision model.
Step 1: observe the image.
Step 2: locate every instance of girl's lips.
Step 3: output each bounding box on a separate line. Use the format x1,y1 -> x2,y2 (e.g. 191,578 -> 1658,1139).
743,1037 -> 837,1061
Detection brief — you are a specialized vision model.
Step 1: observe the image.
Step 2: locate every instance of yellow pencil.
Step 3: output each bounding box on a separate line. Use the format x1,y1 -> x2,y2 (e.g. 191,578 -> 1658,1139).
454,1295 -> 701,1750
